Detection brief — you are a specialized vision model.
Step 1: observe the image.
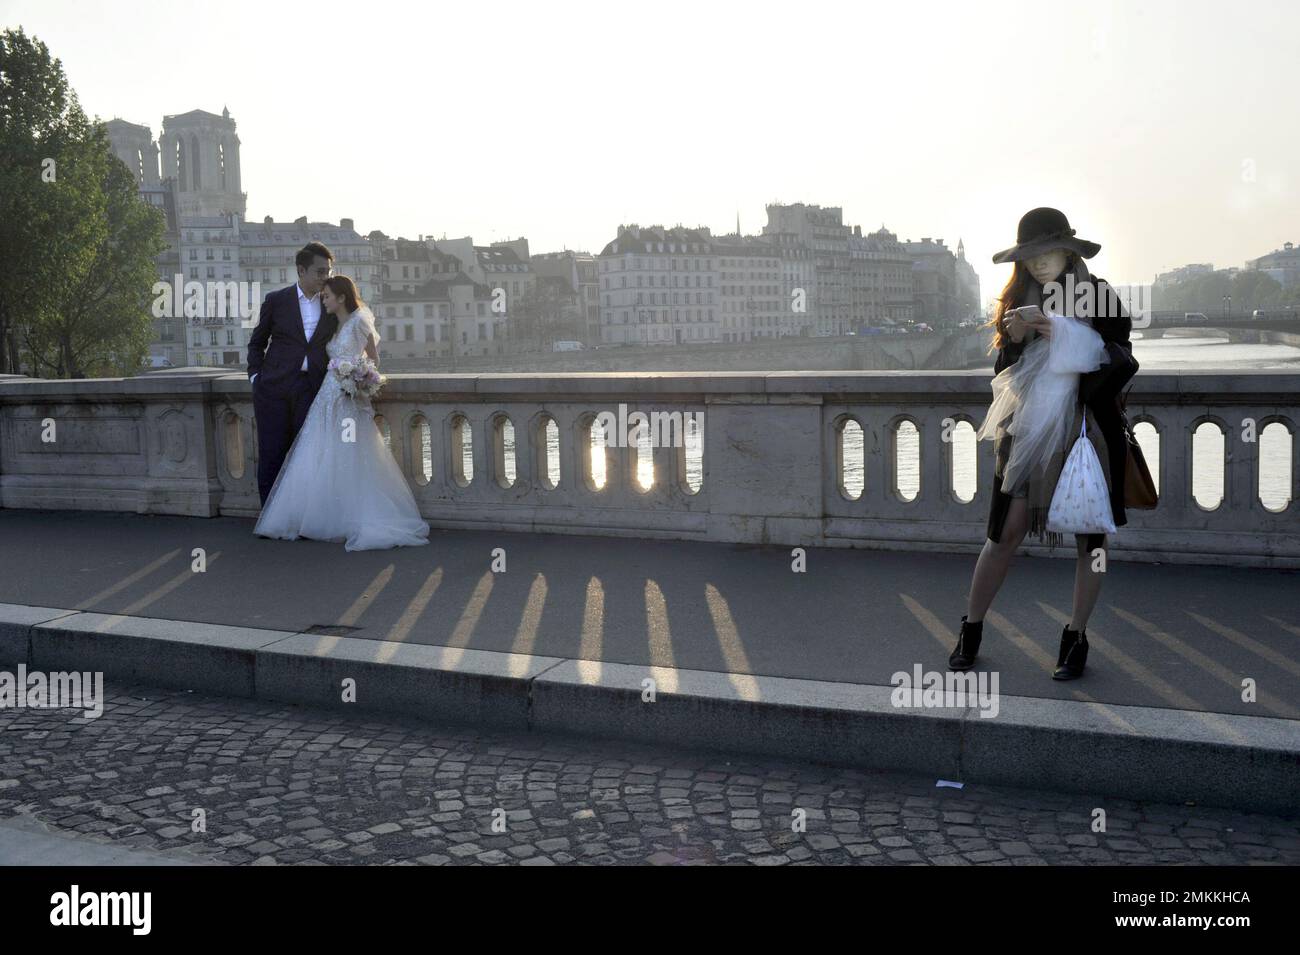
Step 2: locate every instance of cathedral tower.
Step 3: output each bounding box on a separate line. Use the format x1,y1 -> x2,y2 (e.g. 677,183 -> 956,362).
159,107 -> 246,218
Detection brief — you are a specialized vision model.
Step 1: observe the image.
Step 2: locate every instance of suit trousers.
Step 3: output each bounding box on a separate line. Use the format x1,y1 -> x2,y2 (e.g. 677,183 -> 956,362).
254,371 -> 318,505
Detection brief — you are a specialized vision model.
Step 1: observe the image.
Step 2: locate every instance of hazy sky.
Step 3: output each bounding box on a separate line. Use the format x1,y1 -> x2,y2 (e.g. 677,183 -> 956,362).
4,0 -> 1297,297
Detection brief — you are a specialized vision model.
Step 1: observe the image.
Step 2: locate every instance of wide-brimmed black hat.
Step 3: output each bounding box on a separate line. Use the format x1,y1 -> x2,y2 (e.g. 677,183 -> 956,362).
991,207 -> 1101,264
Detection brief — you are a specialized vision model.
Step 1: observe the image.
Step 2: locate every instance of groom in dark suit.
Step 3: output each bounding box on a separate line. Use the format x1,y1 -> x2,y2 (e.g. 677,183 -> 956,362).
247,241 -> 339,504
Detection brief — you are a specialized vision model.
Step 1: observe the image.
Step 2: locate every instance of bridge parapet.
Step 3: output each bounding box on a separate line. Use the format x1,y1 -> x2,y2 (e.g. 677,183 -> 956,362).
1,369 -> 1295,567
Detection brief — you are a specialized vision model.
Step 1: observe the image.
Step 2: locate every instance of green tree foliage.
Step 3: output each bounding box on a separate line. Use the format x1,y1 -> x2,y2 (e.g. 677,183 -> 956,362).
0,27 -> 165,378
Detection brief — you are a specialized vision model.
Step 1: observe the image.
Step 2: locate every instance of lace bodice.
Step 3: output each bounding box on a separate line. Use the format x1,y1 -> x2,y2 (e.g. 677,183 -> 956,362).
327,308 -> 378,362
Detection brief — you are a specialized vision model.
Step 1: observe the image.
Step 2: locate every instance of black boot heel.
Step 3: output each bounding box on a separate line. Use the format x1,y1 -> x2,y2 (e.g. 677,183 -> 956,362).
948,614 -> 983,670
1052,625 -> 1089,680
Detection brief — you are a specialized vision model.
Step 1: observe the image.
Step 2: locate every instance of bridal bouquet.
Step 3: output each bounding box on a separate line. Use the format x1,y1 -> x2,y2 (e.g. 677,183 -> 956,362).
328,355 -> 385,399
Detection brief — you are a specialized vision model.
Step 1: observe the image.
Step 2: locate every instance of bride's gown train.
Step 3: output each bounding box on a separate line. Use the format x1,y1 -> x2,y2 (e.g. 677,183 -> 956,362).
254,307 -> 430,551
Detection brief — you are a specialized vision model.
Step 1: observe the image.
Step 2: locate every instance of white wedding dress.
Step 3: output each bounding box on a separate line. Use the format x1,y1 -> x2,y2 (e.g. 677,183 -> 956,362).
253,307 -> 430,551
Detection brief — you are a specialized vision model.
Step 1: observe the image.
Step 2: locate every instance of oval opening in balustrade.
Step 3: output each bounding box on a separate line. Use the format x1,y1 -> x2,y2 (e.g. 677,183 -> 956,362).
374,414 -> 392,454
536,415 -> 560,490
634,418 -> 654,492
679,411 -> 703,495
222,410 -> 244,481
1192,420 -> 1225,509
1133,421 -> 1160,496
837,417 -> 864,501
409,414 -> 431,486
585,415 -> 608,491
949,419 -> 976,503
451,414 -> 473,488
894,419 -> 919,502
493,415 -> 517,489
1259,420 -> 1293,513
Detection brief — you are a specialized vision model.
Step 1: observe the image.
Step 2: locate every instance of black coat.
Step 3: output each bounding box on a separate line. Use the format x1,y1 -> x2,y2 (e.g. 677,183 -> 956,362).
986,276 -> 1137,546
245,284 -> 339,396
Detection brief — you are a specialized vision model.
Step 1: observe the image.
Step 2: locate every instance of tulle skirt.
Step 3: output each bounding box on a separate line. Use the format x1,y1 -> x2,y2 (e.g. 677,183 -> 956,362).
254,377 -> 430,551
977,314 -> 1108,498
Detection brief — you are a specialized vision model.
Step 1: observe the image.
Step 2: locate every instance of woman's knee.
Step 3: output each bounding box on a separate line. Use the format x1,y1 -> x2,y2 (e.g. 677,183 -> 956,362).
989,526 -> 1025,555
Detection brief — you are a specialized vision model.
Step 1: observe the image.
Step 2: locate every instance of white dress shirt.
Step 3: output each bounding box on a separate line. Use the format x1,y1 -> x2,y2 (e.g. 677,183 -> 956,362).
297,282 -> 321,371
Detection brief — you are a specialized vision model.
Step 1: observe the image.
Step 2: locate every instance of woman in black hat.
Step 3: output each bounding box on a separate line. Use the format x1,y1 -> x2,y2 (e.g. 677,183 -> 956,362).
949,207 -> 1137,680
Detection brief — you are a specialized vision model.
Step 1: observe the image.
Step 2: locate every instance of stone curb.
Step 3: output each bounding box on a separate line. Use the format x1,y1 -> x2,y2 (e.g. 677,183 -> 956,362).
2,603 -> 1296,815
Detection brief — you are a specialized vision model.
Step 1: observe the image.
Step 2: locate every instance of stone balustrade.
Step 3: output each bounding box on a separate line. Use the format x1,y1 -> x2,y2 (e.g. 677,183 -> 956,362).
1,369 -> 1295,567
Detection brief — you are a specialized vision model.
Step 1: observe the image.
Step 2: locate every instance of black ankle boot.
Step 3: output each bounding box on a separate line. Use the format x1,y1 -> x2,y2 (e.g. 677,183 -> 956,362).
948,614 -> 983,670
1052,625 -> 1089,680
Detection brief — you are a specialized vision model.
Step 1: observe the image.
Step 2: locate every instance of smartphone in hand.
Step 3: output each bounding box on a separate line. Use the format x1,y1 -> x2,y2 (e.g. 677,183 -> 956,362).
1008,305 -> 1047,323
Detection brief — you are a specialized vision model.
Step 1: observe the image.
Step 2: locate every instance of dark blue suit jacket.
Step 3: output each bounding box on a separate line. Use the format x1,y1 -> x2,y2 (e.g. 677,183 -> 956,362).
246,284 -> 338,396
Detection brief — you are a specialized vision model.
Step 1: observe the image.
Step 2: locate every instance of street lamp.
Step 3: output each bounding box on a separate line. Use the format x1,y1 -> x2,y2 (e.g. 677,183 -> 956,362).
1223,295 -> 1231,319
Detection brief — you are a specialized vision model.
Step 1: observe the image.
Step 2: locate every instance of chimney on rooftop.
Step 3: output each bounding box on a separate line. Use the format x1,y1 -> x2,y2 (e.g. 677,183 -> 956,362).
341,218 -> 354,231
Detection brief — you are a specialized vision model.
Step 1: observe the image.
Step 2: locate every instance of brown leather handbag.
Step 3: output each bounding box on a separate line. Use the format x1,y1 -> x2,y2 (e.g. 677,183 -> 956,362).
1117,392 -> 1157,509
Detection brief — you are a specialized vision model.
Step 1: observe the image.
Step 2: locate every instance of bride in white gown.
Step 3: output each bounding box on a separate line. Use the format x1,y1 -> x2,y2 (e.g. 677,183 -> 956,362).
254,276 -> 430,551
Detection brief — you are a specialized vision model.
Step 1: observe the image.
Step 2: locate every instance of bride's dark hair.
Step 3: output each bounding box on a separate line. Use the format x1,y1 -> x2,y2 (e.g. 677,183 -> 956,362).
324,275 -> 365,313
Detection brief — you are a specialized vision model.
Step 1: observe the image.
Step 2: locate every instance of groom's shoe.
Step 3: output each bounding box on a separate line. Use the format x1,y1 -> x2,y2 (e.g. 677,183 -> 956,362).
948,614 -> 983,670
1052,625 -> 1089,680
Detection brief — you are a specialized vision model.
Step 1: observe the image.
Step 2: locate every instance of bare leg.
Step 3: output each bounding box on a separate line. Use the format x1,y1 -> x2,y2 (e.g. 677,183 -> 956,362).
1070,534 -> 1106,630
965,497 -> 1029,623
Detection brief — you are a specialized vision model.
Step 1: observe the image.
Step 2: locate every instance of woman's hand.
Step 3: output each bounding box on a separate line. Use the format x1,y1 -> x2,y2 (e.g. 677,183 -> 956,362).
1006,312 -> 1026,343
1024,312 -> 1053,340
1008,305 -> 1052,340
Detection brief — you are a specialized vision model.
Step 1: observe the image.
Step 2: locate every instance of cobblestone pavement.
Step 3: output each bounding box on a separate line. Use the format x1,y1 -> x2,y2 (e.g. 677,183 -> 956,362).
2,681 -> 1297,866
